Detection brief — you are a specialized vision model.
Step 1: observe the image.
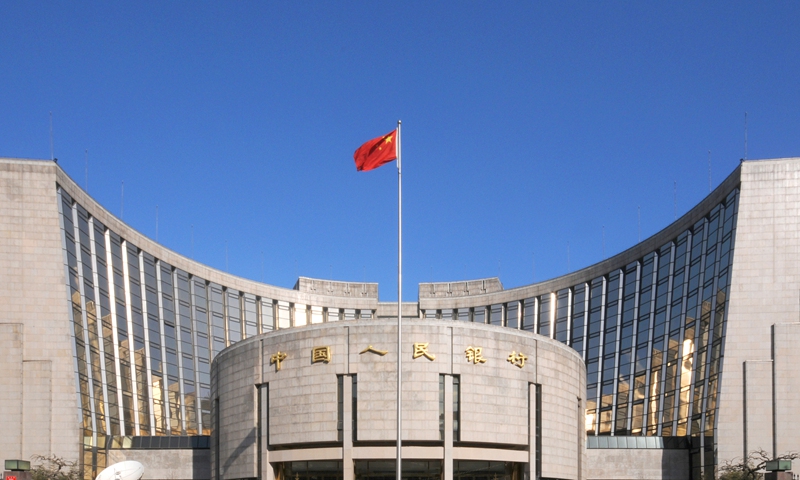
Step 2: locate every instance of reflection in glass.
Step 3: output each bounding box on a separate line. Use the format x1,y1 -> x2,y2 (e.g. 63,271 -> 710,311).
58,183 -> 738,478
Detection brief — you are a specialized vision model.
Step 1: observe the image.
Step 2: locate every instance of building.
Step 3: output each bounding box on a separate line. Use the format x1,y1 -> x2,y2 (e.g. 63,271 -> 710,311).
2,156 -> 799,480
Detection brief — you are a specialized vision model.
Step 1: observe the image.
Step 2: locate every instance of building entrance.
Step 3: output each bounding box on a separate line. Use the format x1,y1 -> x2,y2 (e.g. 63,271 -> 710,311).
354,460 -> 442,480
281,461 -> 344,480
453,461 -> 521,480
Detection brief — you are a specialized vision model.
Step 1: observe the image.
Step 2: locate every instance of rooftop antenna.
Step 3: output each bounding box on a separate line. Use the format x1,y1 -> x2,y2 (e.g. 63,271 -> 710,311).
226,241 -> 229,272
262,252 -> 265,282
498,260 -> 501,279
155,205 -> 159,242
638,206 -> 641,242
532,253 -> 535,283
191,224 -> 194,259
744,112 -> 748,160
708,150 -> 712,193
673,181 -> 677,220
49,111 -> 54,160
85,149 -> 88,190
120,181 -> 124,220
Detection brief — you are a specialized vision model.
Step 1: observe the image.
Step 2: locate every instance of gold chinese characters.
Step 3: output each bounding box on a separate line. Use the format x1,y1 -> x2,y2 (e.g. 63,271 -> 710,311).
270,351 -> 287,371
507,351 -> 527,368
359,345 -> 389,355
412,342 -> 435,361
312,346 -> 331,363
269,344 -> 528,370
465,346 -> 487,364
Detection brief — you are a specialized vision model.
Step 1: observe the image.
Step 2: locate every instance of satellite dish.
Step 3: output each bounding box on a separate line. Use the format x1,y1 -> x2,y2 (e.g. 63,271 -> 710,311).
95,461 -> 144,480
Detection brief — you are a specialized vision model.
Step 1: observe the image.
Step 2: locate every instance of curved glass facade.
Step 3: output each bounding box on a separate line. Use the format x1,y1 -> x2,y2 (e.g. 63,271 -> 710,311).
57,188 -> 379,478
58,179 -> 738,480
423,187 -> 736,440
420,189 -> 739,478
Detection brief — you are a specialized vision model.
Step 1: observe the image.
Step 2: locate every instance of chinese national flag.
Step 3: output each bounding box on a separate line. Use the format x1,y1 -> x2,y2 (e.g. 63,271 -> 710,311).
353,130 -> 397,171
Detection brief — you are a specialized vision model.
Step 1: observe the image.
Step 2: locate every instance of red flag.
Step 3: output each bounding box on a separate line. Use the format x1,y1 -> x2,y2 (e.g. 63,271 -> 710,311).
353,130 -> 397,171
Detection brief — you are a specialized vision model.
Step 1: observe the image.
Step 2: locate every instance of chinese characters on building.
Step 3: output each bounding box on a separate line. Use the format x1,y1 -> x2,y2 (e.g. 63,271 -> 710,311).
270,351 -> 287,371
507,351 -> 527,368
269,344 -> 528,370
465,346 -> 487,364
359,345 -> 388,355
412,342 -> 436,360
312,346 -> 331,363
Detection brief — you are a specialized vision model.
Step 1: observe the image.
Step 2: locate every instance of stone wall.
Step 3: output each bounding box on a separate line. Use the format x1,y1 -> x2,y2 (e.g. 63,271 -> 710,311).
720,159 -> 800,464
0,159 -> 80,464
584,449 -> 689,480
212,319 -> 586,480
107,449 -> 210,480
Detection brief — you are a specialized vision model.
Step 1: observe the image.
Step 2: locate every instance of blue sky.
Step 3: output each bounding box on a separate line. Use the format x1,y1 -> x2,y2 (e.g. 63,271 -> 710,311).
2,2 -> 799,301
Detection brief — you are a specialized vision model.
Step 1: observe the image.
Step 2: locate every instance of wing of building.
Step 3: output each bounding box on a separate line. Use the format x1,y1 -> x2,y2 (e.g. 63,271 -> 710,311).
1,157 -> 799,480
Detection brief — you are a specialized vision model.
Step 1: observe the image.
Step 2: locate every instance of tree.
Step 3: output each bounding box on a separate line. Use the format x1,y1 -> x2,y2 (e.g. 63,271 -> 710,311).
719,449 -> 799,480
30,455 -> 81,480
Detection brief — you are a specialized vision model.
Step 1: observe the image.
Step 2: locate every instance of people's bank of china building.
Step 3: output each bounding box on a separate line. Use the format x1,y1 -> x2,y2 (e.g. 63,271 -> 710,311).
3,156 -> 800,480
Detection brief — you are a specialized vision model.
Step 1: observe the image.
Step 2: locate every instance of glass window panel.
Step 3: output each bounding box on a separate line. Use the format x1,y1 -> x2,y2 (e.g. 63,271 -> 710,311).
453,375 -> 460,440
555,289 -> 569,342
226,290 -> 241,343
438,375 -> 444,440
490,304 -> 502,326
310,306 -> 324,324
505,302 -> 518,329
587,333 -> 601,360
615,405 -> 628,435
571,285 -> 586,347
473,306 -> 485,324
261,299 -> 275,331
277,302 -> 291,329
599,409 -> 612,434
522,298 -> 535,331
293,304 -> 307,327
631,402 -> 644,434
640,253 -> 655,288
538,294 -> 552,337
326,307 -> 340,322
607,271 -> 621,299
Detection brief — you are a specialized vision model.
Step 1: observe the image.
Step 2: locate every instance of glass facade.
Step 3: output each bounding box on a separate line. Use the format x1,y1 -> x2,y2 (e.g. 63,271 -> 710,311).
57,188 -> 376,479
420,189 -> 738,478
58,181 -> 738,480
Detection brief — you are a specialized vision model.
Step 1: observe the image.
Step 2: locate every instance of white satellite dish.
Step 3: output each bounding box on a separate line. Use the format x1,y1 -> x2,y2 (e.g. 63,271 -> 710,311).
95,461 -> 145,480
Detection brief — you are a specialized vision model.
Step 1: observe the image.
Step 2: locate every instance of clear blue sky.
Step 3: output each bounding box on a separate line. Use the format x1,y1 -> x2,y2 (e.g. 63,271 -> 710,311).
2,2 -> 799,301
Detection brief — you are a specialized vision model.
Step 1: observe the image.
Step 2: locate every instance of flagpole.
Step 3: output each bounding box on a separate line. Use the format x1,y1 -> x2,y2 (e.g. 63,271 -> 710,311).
396,119 -> 402,480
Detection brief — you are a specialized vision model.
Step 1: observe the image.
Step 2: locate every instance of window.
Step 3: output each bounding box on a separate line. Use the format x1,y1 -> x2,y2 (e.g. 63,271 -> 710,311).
473,306 -> 486,324
538,294 -> 551,337
490,304 -> 503,326
505,302 -> 519,329
522,298 -> 535,332
555,289 -> 570,342
453,375 -> 460,441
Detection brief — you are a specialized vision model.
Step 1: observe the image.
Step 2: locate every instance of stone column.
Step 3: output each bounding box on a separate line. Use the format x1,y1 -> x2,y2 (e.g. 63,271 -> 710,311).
444,375 -> 453,480
343,375 -> 354,480
526,383 -> 538,480
259,384 -> 274,480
